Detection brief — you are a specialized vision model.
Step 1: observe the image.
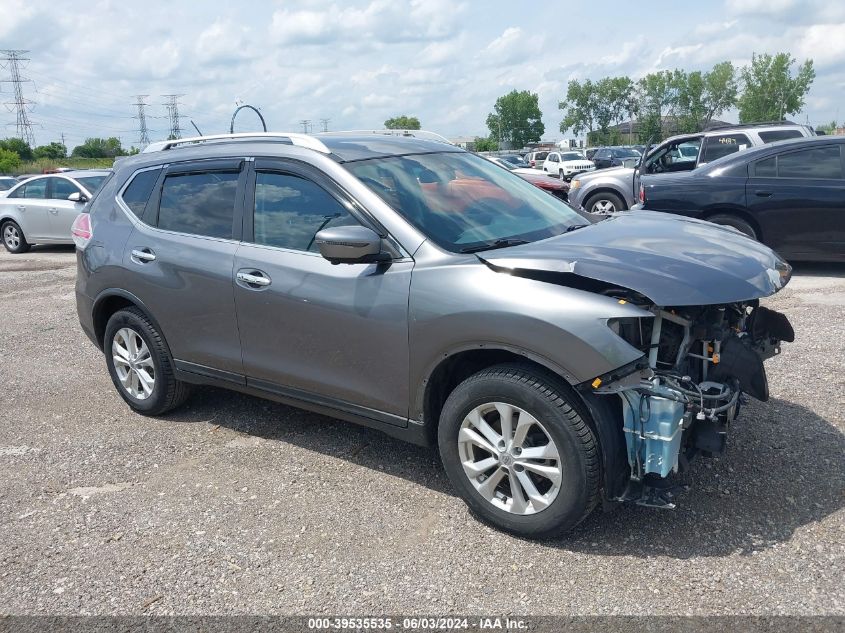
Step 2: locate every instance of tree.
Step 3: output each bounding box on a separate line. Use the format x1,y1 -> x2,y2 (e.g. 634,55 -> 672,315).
473,137 -> 499,152
487,90 -> 544,149
71,137 -> 126,158
33,142 -> 68,160
635,69 -> 684,142
0,138 -> 33,161
559,79 -> 598,139
817,120 -> 838,134
560,77 -> 635,145
384,115 -> 421,130
738,53 -> 815,123
0,148 -> 21,173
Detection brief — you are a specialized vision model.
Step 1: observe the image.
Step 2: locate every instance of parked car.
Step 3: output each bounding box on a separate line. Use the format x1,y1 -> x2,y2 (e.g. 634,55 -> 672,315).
485,156 -> 569,200
524,150 -> 549,169
542,151 -> 595,181
485,155 -> 536,174
498,155 -> 531,168
585,147 -> 600,160
0,170 -> 111,253
0,176 -> 18,194
569,122 -> 816,214
590,146 -> 641,170
636,136 -> 845,262
74,131 -> 793,538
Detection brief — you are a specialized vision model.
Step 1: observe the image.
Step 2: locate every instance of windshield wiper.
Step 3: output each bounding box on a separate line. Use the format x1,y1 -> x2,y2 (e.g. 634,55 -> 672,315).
459,238 -> 530,254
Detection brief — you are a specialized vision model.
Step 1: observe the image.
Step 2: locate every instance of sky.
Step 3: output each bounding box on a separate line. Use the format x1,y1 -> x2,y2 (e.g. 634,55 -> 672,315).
2,0 -> 845,151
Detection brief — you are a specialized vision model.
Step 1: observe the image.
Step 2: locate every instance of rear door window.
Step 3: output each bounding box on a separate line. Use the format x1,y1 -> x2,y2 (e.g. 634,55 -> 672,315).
777,146 -> 843,179
701,133 -> 752,163
157,171 -> 239,238
22,179 -> 47,199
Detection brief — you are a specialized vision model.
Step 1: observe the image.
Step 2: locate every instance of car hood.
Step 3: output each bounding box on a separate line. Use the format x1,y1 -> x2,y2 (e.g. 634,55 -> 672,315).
580,165 -> 634,179
478,211 -> 791,306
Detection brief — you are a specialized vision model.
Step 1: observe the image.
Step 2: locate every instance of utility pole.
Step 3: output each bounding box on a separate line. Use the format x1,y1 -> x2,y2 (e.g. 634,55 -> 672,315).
299,119 -> 311,134
0,49 -> 36,146
162,94 -> 185,139
319,118 -> 330,132
132,95 -> 151,148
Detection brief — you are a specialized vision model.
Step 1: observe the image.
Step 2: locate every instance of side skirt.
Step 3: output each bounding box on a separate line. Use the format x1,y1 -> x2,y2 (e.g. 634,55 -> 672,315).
173,360 -> 432,447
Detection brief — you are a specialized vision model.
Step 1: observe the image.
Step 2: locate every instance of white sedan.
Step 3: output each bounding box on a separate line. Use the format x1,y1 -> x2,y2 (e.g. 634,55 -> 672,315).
485,156 -> 539,175
1,170 -> 110,253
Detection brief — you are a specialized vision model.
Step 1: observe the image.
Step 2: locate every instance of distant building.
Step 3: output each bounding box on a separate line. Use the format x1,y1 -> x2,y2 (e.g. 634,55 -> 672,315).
449,136 -> 479,150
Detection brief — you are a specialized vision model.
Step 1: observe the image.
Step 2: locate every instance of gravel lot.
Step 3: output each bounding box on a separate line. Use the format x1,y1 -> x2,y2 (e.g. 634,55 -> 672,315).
0,245 -> 842,616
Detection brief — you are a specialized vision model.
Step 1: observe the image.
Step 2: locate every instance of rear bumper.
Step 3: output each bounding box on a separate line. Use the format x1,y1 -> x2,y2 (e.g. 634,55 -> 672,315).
76,289 -> 98,348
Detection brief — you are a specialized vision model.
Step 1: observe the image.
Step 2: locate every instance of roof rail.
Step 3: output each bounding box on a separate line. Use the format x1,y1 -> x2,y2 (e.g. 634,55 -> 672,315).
318,129 -> 454,145
703,120 -> 802,131
141,132 -> 331,154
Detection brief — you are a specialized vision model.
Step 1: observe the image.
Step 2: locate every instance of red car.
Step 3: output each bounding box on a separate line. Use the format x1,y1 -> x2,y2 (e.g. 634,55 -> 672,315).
484,156 -> 569,200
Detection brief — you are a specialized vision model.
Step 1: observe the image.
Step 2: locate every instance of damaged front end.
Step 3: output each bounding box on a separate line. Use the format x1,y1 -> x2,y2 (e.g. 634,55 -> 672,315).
593,301 -> 795,508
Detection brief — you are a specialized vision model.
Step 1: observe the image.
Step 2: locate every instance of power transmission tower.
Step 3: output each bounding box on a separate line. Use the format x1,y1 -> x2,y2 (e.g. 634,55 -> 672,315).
162,94 -> 186,139
132,95 -> 151,148
299,119 -> 311,133
319,118 -> 330,132
0,49 -> 36,146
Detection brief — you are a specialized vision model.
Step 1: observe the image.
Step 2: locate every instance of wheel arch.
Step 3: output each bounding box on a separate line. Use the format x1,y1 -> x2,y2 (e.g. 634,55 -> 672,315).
701,207 -> 763,241
92,289 -> 171,354
418,346 -> 628,501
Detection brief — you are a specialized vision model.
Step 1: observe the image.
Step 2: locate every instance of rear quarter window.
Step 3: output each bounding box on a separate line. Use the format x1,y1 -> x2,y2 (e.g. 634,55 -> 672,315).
758,130 -> 803,143
120,168 -> 162,218
156,171 -> 239,239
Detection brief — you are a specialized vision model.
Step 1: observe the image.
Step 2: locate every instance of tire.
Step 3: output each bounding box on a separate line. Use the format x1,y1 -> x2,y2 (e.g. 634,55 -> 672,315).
2,220 -> 31,253
584,192 -> 626,214
104,307 -> 191,415
706,214 -> 758,241
438,364 -> 601,538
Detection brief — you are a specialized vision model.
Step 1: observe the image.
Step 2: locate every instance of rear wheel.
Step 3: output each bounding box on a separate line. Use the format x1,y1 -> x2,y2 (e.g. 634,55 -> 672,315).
104,307 -> 191,415
2,220 -> 30,253
707,214 -> 758,241
438,364 -> 601,538
584,192 -> 625,214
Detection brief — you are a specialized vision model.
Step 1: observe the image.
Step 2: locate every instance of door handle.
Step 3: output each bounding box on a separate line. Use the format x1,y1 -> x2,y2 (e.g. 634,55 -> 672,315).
236,270 -> 272,288
49,207 -> 58,214
755,190 -> 773,198
131,248 -> 156,263
17,205 -> 25,211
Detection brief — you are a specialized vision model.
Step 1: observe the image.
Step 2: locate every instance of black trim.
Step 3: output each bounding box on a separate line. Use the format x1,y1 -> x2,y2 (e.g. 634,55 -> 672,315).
171,361 -> 430,446
165,158 -> 245,176
174,360 -> 246,385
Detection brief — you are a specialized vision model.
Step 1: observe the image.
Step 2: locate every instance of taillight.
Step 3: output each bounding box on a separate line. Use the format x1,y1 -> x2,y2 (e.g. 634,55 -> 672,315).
71,213 -> 92,248
638,183 -> 646,204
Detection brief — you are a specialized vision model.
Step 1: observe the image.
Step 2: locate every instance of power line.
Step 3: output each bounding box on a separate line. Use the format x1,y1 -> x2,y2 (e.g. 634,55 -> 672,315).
320,118 -> 330,132
133,95 -> 151,148
162,94 -> 186,139
299,119 -> 311,133
0,49 -> 36,146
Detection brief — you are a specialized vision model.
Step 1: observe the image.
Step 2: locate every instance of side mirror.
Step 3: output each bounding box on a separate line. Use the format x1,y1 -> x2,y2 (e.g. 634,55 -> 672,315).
68,192 -> 88,203
315,225 -> 389,265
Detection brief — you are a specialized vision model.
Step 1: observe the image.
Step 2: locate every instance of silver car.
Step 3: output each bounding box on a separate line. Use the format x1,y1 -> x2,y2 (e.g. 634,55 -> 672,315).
0,170 -> 110,253
74,132 -> 794,538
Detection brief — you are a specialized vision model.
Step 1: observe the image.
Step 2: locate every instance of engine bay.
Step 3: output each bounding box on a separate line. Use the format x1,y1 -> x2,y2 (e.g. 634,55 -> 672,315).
595,301 -> 795,508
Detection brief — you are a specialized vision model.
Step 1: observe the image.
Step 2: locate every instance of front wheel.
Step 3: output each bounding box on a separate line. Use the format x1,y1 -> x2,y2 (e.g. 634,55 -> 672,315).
584,192 -> 626,214
2,220 -> 30,253
438,364 -> 601,538
707,214 -> 758,241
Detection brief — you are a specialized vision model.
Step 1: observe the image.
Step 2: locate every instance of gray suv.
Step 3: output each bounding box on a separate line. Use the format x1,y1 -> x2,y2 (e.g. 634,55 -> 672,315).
75,132 -> 795,538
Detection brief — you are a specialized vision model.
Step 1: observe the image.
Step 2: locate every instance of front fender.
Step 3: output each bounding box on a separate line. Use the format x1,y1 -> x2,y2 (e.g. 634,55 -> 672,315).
408,258 -> 650,418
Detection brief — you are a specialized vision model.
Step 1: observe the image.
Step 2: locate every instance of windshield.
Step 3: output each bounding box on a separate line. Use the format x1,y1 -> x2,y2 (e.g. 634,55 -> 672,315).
560,152 -> 583,161
614,148 -> 641,158
346,151 -> 586,252
76,175 -> 107,193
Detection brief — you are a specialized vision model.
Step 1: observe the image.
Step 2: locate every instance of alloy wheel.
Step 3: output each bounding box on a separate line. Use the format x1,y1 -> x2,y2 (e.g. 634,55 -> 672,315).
457,402 -> 562,515
3,224 -> 20,249
591,199 -> 616,214
112,327 -> 155,400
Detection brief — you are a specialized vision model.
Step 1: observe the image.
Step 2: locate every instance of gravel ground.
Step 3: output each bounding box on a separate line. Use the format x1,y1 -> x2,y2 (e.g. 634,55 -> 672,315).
0,245 -> 842,616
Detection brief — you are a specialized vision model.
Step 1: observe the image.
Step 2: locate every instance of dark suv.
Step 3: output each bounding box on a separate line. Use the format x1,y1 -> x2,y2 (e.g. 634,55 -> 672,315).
74,132 -> 794,537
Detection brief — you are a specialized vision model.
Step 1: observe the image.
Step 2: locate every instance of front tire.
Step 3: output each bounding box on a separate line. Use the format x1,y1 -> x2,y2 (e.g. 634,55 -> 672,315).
584,192 -> 626,214
104,307 -> 191,415
438,364 -> 601,538
2,220 -> 30,253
